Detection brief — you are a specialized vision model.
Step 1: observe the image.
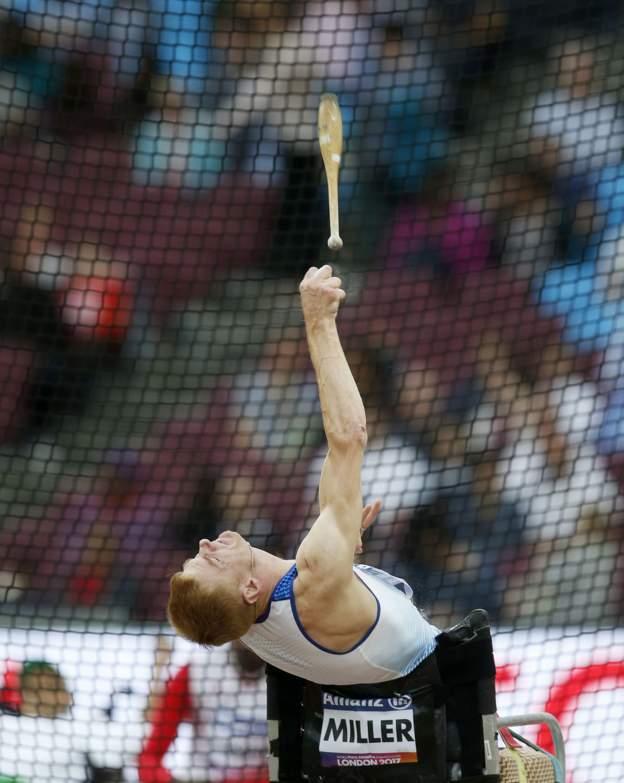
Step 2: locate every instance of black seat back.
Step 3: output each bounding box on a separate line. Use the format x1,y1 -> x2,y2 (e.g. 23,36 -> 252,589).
266,609 -> 499,783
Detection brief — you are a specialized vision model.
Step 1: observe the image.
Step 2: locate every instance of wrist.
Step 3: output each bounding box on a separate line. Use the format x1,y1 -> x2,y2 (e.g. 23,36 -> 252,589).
304,313 -> 337,335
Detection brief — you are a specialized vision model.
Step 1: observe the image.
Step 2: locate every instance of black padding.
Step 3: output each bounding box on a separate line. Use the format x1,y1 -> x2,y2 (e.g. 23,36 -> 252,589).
266,664 -> 306,783
434,609 -> 498,777
265,608 -> 500,783
301,653 -> 448,783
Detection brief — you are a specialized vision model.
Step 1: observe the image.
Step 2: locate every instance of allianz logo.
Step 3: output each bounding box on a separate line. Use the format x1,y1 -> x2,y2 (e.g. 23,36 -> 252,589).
321,694 -> 412,709
388,696 -> 412,710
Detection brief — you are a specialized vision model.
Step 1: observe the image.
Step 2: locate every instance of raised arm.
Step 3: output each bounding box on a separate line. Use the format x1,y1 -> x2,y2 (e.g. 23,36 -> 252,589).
296,266 -> 367,584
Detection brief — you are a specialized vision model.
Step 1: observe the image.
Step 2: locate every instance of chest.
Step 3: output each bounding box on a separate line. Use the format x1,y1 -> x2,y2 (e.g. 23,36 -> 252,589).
293,577 -> 379,653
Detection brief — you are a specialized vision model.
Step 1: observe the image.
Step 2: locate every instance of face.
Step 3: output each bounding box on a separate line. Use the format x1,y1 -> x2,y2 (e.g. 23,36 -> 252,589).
22,672 -> 73,718
182,531 -> 253,593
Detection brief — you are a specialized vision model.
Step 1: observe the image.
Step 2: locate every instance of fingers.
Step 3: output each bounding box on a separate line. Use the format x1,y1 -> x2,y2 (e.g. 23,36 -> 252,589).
301,266 -> 345,296
303,264 -> 336,282
361,499 -> 383,530
300,265 -> 346,319
358,500 -> 382,555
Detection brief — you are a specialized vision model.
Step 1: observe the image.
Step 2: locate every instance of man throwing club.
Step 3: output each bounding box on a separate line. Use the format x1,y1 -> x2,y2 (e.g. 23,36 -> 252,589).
168,265 -> 438,685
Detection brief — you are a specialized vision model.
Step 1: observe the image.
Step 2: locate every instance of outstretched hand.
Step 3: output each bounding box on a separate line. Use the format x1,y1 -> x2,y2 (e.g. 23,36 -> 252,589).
356,499 -> 382,555
299,264 -> 346,325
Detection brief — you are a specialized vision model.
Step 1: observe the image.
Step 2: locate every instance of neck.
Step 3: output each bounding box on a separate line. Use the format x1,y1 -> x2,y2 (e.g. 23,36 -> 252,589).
253,549 -> 295,617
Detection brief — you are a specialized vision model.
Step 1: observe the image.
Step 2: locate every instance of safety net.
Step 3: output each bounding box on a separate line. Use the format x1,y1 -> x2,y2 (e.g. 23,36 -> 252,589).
0,0 -> 623,781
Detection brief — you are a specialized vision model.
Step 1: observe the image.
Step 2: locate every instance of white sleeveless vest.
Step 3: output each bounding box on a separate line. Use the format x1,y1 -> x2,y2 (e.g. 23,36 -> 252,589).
241,564 -> 438,686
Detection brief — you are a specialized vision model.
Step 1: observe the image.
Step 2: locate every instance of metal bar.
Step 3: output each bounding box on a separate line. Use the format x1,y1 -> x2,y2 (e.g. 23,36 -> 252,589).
497,712 -> 565,779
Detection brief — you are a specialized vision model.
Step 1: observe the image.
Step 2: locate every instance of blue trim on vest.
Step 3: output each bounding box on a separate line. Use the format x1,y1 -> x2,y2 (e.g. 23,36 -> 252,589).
289,570 -> 381,655
399,638 -> 438,676
255,563 -> 297,624
274,564 -> 297,600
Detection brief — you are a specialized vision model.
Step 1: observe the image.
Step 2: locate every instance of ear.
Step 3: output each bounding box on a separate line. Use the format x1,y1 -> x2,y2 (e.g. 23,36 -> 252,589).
241,576 -> 260,607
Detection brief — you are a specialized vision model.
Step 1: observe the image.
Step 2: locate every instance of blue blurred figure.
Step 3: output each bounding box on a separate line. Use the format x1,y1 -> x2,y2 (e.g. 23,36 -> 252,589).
535,166 -> 624,458
0,0 -> 216,96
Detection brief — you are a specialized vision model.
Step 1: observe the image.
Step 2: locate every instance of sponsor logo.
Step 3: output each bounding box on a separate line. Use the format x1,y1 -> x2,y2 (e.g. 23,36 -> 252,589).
322,694 -> 385,708
321,693 -> 412,711
388,695 -> 412,710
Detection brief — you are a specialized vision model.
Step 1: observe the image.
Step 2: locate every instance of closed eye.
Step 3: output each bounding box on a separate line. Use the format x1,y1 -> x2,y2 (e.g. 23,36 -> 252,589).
202,554 -> 223,567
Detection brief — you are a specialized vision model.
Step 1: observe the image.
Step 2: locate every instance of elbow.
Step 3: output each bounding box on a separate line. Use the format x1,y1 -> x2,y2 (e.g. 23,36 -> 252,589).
328,421 -> 368,452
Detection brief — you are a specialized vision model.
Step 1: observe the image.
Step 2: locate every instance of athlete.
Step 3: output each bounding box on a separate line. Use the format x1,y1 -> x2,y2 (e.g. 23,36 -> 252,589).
168,265 -> 439,686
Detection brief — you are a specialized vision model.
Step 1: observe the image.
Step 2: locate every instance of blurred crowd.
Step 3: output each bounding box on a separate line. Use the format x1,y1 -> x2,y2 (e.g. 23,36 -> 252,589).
0,641 -> 268,782
0,0 -> 623,629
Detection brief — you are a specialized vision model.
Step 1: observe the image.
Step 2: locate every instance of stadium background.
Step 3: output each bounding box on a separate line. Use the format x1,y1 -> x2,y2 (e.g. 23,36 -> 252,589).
0,0 -> 623,780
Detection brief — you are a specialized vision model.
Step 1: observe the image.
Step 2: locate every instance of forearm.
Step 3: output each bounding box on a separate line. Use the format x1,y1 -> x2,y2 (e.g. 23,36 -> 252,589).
297,266 -> 365,567
305,318 -> 367,449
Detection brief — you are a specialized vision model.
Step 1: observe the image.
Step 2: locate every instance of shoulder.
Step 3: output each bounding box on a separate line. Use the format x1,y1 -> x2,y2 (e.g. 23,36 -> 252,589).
295,536 -> 356,595
294,556 -> 371,615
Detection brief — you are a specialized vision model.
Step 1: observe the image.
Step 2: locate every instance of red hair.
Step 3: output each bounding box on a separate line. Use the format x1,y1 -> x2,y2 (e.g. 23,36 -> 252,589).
167,571 -> 255,646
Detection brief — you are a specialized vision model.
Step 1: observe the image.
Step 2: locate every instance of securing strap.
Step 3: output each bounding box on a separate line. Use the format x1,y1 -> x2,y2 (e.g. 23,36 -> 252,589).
499,729 -> 562,783
501,748 -> 528,783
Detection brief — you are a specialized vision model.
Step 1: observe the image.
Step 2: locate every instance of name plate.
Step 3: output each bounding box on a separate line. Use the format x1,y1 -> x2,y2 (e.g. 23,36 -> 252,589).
319,693 -> 418,768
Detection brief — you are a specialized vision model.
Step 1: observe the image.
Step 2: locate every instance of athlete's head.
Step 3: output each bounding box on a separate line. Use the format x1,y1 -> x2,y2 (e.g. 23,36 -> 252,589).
167,531 -> 259,646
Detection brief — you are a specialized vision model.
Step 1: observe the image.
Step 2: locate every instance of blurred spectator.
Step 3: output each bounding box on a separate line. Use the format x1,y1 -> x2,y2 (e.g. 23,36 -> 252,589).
522,34 -> 624,193
532,216 -> 624,496
341,19 -> 449,203
0,659 -> 129,782
206,1 -> 372,152
0,450 -> 149,611
129,0 -> 296,191
131,75 -> 229,189
0,14 -> 69,131
229,330 -> 323,463
0,379 -> 291,618
333,232 -> 608,619
302,345 -> 437,571
146,0 -> 216,96
381,165 -> 493,275
0,0 -> 623,634
202,0 -> 450,266
138,641 -> 267,783
439,0 -> 511,134
0,205 -> 71,440
393,342 -> 528,623
497,389 -> 622,542
348,237 -> 591,478
1,0 -> 215,100
1,205 -> 134,438
485,163 -> 563,280
502,508 -> 624,625
0,660 -> 88,782
0,660 -> 72,716
0,340 -> 34,443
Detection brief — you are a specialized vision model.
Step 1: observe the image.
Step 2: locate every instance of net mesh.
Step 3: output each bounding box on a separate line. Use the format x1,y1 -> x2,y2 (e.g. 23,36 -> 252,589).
0,0 -> 623,781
